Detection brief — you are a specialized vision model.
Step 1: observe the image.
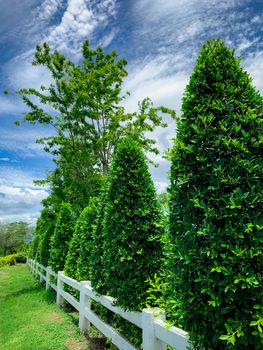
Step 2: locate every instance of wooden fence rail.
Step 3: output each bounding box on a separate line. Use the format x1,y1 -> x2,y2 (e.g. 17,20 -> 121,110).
27,258 -> 189,350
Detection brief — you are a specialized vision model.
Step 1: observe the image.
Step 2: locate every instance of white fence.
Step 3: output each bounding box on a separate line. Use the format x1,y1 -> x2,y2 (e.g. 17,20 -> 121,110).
27,259 -> 189,350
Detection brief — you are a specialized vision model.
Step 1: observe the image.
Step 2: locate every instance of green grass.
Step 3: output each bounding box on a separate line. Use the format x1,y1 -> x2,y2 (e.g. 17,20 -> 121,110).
0,264 -> 89,350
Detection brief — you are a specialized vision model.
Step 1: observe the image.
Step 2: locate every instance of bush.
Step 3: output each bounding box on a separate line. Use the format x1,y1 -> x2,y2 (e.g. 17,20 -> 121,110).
29,234 -> 41,260
77,197 -> 100,281
0,254 -> 18,267
169,39 -> 263,349
38,209 -> 56,267
90,190 -> 107,294
15,254 -> 27,263
103,137 -> 164,311
64,198 -> 99,282
49,202 -> 75,273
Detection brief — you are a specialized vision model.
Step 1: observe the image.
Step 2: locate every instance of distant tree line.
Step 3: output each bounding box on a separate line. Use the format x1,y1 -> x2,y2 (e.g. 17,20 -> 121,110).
24,40 -> 262,350
0,221 -> 31,256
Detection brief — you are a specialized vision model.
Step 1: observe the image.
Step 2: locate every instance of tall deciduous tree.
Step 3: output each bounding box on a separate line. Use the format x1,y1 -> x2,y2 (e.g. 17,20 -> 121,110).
103,138 -> 164,311
18,41 -> 174,211
49,202 -> 75,272
169,40 -> 263,349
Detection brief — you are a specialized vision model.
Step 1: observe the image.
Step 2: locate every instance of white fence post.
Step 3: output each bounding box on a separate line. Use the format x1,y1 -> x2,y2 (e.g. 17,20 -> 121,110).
46,266 -> 51,290
79,281 -> 91,333
56,271 -> 64,306
142,308 -> 166,350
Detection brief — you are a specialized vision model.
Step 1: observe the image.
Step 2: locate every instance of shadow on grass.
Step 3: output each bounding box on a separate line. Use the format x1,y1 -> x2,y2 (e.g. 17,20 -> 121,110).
42,288 -> 57,304
2,285 -> 42,301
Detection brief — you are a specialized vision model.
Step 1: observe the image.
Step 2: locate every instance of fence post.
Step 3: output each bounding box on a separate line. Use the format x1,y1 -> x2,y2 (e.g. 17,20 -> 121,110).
46,266 -> 51,290
56,271 -> 64,306
79,281 -> 91,333
142,308 -> 166,350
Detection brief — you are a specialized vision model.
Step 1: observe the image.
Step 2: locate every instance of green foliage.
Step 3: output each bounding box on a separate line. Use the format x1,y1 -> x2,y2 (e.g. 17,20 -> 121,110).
17,41 -> 174,213
103,138 -> 164,311
169,39 -> 263,349
38,209 -> 56,267
64,198 -> 99,283
76,197 -> 100,281
15,254 -> 27,263
49,202 -> 75,272
0,253 -> 18,267
0,222 -> 29,256
29,233 -> 41,260
0,265 -> 88,350
90,190 -> 107,294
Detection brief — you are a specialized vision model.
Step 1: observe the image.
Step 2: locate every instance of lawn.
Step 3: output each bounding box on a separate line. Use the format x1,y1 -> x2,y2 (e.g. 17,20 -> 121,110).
0,264 -> 89,350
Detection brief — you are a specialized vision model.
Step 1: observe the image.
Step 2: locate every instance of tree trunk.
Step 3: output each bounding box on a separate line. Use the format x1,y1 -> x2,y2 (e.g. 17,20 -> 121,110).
102,161 -> 108,175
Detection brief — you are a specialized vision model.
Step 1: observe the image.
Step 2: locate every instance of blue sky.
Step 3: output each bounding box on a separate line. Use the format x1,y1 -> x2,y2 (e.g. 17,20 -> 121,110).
0,0 -> 262,223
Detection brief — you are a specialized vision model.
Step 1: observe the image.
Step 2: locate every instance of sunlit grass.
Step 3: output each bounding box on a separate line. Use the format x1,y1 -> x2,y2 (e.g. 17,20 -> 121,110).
0,264 -> 89,350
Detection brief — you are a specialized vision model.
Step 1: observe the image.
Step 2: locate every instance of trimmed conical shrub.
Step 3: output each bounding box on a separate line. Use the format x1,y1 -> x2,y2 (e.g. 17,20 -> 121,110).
29,233 -> 41,260
169,39 -> 263,349
64,220 -> 81,282
103,137 -> 164,311
64,197 -> 99,282
90,191 -> 107,294
38,208 -> 56,267
77,197 -> 99,281
30,214 -> 46,260
49,202 -> 75,273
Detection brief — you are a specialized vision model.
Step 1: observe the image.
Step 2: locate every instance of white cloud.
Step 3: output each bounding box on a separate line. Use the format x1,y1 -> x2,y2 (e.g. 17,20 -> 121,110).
0,95 -> 25,114
0,124 -> 54,158
35,0 -> 61,22
45,0 -> 118,57
244,51 -> 263,94
123,56 -> 188,113
0,167 -> 49,224
5,56 -> 52,91
99,28 -> 118,48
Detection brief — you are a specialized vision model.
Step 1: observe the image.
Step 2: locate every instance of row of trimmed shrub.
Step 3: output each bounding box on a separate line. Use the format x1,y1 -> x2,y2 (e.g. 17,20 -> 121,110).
28,40 -> 263,350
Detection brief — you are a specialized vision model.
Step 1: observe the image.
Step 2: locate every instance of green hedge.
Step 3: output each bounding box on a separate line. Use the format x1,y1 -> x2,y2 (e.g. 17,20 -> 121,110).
77,197 -> 99,281
49,202 -> 75,273
90,190 -> 107,294
103,138 -> 164,311
38,209 -> 56,267
169,39 -> 263,349
64,198 -> 99,282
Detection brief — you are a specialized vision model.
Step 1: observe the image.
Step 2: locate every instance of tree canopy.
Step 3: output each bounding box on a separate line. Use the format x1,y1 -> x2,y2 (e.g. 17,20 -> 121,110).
0,222 -> 29,256
18,41 -> 174,213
